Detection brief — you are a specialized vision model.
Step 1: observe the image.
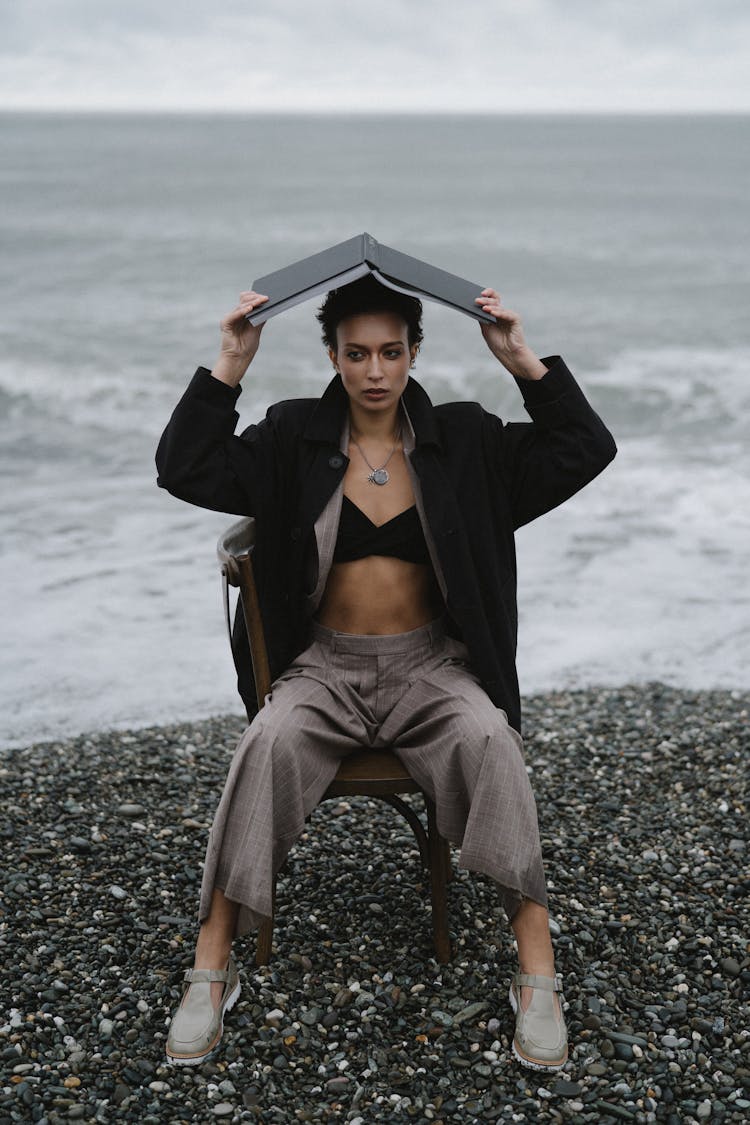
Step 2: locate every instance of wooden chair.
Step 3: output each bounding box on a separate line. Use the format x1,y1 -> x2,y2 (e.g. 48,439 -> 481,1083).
217,516 -> 452,966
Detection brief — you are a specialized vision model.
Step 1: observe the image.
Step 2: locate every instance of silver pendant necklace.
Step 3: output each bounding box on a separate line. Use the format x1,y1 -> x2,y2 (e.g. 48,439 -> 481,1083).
350,428 -> 401,485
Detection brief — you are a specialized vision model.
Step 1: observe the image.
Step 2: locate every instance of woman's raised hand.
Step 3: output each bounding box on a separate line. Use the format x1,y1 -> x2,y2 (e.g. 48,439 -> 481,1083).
212,292 -> 269,387
475,289 -> 546,381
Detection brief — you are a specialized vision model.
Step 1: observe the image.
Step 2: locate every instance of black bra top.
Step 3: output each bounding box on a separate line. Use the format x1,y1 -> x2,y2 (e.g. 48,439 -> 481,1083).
333,496 -> 431,565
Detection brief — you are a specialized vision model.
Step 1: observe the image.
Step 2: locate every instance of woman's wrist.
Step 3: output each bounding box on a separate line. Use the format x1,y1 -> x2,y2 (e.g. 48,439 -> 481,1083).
502,347 -> 547,382
211,353 -> 251,388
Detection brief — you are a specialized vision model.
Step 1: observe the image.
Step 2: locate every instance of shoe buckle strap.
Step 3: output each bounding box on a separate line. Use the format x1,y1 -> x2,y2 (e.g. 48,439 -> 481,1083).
515,972 -> 563,992
184,968 -> 230,984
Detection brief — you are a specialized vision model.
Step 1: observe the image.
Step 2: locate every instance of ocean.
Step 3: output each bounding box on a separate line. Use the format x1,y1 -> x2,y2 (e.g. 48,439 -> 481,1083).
1,112 -> 748,750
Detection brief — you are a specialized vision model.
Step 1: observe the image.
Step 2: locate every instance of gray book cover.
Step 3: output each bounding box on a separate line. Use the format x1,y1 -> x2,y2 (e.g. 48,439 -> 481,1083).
247,233 -> 495,324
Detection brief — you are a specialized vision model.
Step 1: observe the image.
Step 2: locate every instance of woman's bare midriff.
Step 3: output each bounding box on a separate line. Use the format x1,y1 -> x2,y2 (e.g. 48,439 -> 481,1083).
315,555 -> 444,635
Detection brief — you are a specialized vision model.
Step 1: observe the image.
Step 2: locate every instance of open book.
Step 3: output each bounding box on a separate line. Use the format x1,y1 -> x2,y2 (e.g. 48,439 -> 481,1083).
246,233 -> 495,325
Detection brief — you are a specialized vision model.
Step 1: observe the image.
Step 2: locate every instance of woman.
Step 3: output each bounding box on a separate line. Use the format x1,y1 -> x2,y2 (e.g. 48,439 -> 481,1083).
156,274 -> 616,1071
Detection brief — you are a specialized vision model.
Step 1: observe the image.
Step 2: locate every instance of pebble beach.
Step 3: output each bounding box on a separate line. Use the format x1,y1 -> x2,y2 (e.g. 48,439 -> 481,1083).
1,684 -> 748,1124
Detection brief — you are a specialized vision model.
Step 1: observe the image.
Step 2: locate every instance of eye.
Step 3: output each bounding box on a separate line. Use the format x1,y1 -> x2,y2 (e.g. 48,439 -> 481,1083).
384,349 -> 404,359
346,350 -> 364,361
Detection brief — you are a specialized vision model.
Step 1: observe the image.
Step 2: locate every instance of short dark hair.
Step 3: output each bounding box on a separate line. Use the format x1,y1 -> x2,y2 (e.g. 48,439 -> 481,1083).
316,274 -> 424,352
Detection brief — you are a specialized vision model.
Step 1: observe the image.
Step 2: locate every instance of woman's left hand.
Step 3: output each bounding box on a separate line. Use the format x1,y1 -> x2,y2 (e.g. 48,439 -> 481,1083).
476,289 -> 546,381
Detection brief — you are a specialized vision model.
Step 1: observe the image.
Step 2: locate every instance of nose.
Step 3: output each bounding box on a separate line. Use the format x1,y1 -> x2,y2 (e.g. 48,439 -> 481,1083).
367,357 -> 385,382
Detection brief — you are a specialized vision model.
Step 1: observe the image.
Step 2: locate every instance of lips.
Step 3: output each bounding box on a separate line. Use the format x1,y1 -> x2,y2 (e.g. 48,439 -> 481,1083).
364,388 -> 387,399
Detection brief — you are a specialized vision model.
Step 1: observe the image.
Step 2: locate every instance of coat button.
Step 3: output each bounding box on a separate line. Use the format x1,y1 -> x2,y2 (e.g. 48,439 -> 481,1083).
290,527 -> 301,541
328,454 -> 344,469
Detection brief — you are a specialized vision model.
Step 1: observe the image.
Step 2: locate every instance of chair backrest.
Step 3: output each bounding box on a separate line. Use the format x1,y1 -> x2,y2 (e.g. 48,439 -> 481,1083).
217,517 -> 272,709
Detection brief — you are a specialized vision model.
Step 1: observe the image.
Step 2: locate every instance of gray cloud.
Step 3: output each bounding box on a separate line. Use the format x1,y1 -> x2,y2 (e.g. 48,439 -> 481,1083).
0,0 -> 748,111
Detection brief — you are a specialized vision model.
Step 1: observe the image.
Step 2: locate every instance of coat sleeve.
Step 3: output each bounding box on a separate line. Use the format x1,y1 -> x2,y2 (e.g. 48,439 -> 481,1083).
485,356 -> 617,529
155,367 -> 279,516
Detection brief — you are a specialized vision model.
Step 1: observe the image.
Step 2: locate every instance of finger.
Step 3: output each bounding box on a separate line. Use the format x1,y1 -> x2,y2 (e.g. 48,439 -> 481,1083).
477,302 -> 507,319
221,300 -> 262,331
479,299 -> 517,319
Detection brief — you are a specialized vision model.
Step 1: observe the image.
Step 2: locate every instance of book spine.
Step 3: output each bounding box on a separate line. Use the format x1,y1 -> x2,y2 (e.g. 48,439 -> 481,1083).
363,232 -> 380,268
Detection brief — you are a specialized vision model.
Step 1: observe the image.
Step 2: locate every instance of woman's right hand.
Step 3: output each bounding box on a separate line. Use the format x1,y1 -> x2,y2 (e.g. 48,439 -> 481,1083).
212,291 -> 269,387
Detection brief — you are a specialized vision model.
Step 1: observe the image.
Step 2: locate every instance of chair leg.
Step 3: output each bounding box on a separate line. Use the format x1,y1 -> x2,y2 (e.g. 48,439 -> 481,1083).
442,837 -> 453,884
256,876 -> 276,966
426,797 -> 451,963
379,794 -> 430,868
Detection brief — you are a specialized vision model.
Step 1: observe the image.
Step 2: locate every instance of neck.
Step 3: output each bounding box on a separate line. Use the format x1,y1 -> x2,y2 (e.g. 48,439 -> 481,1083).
348,403 -> 401,442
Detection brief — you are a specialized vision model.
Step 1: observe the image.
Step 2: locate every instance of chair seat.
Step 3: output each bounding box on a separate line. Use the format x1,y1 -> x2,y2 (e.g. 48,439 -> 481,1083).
325,749 -> 421,797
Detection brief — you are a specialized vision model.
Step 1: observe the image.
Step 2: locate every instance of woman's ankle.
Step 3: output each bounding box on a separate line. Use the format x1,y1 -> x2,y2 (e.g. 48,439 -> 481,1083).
193,931 -> 234,970
193,889 -> 239,969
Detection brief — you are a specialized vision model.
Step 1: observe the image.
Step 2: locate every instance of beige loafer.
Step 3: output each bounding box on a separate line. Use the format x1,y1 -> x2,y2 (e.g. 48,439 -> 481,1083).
509,972 -> 568,1071
166,958 -> 240,1066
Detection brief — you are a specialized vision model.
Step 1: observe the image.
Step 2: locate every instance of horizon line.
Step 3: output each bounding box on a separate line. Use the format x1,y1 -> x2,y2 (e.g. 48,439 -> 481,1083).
1,106 -> 749,119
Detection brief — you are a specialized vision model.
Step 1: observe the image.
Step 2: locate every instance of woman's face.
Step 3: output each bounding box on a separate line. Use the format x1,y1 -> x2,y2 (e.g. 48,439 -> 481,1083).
329,312 -> 417,415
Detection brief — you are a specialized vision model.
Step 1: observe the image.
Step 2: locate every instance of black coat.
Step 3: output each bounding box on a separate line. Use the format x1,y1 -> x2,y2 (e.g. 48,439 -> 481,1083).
156,359 -> 616,732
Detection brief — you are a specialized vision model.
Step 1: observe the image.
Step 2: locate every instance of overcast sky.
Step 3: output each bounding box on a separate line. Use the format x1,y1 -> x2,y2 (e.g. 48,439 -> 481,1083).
1,0 -> 748,113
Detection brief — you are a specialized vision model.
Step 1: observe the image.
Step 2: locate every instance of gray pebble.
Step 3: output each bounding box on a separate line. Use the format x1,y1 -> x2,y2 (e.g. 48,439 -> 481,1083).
453,1001 -> 488,1025
326,1077 -> 350,1093
117,803 -> 146,817
586,1061 -> 608,1076
552,1080 -> 582,1097
609,1031 -> 649,1047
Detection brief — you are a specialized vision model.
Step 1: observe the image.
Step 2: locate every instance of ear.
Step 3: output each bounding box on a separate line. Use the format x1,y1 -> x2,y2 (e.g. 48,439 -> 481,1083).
409,343 -> 419,368
328,346 -> 339,373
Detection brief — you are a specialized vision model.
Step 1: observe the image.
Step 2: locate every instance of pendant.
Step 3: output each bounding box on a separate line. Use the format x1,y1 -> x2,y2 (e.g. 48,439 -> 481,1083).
368,468 -> 390,485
